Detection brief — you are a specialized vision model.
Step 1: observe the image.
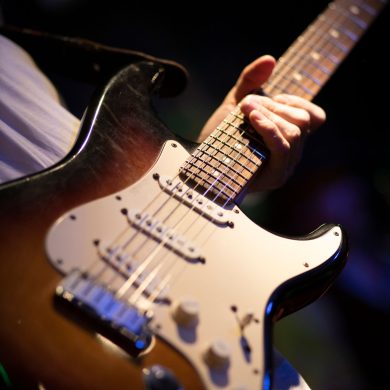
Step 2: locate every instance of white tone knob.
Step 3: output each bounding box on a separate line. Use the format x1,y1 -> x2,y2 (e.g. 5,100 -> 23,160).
204,339 -> 231,370
172,298 -> 200,327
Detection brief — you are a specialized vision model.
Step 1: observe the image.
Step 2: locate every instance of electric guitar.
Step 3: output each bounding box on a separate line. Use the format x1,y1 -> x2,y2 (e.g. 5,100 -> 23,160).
0,1 -> 386,389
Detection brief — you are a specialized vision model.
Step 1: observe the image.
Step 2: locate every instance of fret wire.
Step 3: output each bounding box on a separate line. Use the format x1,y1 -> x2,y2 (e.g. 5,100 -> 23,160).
229,111 -> 245,121
181,118 -> 243,202
185,158 -> 247,188
265,0 -> 383,98
181,113 -> 263,202
274,59 -> 329,86
267,4 -> 347,97
208,134 -> 262,167
180,166 -> 239,196
266,1 -> 350,95
183,136 -> 262,201
336,1 -> 373,24
358,1 -> 380,15
207,130 -> 261,169
180,0 -> 386,203
217,123 -> 267,159
191,149 -> 249,183
194,148 -> 251,180
222,118 -> 252,134
276,0 -> 364,93
202,141 -> 256,174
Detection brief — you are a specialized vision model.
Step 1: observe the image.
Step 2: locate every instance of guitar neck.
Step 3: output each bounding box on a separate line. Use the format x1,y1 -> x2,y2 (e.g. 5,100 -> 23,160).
263,0 -> 387,100
180,0 -> 387,205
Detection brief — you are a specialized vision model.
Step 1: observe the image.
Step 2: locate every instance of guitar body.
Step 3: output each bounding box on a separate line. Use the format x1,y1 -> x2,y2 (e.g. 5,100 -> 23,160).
0,62 -> 347,389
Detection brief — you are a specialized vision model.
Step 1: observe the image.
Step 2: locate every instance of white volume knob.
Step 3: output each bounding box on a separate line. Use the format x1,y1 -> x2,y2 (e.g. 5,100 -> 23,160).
204,340 -> 231,370
173,298 -> 200,327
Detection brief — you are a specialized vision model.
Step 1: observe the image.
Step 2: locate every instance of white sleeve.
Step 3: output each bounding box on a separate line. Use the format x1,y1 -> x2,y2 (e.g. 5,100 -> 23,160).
0,34 -> 80,183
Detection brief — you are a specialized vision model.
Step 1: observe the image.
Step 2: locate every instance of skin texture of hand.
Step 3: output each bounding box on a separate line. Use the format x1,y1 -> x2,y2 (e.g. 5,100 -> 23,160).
198,55 -> 326,192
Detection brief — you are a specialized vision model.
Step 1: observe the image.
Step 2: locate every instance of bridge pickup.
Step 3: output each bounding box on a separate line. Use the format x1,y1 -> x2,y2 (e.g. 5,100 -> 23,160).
56,270 -> 153,355
158,175 -> 229,225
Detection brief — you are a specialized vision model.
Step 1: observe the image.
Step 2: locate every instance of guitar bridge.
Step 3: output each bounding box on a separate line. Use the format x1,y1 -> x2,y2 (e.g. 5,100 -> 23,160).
55,269 -> 153,356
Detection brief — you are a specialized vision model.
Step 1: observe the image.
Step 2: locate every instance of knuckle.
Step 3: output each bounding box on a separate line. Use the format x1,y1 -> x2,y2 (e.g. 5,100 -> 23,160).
286,123 -> 301,141
261,96 -> 274,108
276,138 -> 291,154
317,106 -> 327,123
299,110 -> 311,126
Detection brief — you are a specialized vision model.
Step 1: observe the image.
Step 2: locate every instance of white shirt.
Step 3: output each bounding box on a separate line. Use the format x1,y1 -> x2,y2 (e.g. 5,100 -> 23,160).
0,34 -> 80,183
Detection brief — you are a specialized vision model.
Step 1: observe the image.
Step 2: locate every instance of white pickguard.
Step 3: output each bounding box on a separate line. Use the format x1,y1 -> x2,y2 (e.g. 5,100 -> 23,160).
46,140 -> 343,389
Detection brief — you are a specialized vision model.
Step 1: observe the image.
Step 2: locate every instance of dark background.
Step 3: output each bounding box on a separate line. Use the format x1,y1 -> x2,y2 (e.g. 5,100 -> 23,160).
1,1 -> 389,389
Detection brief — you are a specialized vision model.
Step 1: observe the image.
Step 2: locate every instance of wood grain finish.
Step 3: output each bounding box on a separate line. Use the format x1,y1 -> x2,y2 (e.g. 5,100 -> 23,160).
0,61 -> 202,389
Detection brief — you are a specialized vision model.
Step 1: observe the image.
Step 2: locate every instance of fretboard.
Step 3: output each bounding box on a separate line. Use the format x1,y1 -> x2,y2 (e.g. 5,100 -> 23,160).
180,0 -> 387,205
263,0 -> 388,99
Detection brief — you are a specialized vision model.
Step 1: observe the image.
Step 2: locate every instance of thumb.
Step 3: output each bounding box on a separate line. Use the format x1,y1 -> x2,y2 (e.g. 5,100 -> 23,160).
225,55 -> 276,104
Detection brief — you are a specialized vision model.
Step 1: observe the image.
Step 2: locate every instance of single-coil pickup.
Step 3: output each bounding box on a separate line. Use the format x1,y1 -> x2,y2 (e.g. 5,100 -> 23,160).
127,210 -> 202,261
158,175 -> 229,225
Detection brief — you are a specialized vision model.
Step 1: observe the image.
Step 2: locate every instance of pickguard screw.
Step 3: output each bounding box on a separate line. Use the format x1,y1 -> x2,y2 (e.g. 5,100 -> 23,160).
304,262 -> 309,268
171,143 -> 177,148
153,173 -> 160,180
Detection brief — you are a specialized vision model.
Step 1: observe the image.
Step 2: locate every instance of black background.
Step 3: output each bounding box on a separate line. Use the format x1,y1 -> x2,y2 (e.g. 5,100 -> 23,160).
1,1 -> 389,389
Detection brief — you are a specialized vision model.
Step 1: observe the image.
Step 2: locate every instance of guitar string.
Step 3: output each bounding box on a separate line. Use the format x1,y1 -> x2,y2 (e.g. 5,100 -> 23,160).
80,117 -> 244,279
81,0 -> 381,313
91,0 -> 366,304
124,0 -> 379,307
270,0 -> 374,96
96,105 -> 253,300
266,1 -> 348,98
81,0 -> 378,281
81,109 -> 253,302
138,113 -> 259,311
279,1 -> 364,96
112,108 -> 257,302
86,0 -> 372,304
271,3 -> 354,93
268,0 -> 377,98
129,146 -> 258,309
87,0 -> 348,284
126,109 -> 262,310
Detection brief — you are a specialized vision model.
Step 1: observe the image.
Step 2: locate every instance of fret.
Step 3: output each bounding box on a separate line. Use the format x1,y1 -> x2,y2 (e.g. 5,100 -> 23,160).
179,0 -> 387,204
179,166 -> 239,203
279,53 -> 332,77
264,0 -> 387,100
329,4 -> 370,31
217,125 -> 267,159
201,142 -> 256,175
209,131 -> 248,157
193,148 -> 251,183
195,148 -> 252,181
208,134 -> 262,170
226,114 -> 269,147
185,157 -> 248,189
179,107 -> 267,204
229,111 -> 245,121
